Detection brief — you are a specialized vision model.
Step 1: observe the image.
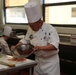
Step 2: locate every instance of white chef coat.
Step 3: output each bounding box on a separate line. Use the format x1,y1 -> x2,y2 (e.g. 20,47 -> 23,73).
20,22 -> 60,75
0,37 -> 11,55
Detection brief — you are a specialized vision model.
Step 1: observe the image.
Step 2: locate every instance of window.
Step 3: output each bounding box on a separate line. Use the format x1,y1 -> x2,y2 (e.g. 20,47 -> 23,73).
45,0 -> 75,4
44,0 -> 76,27
4,0 -> 44,24
5,0 -> 28,24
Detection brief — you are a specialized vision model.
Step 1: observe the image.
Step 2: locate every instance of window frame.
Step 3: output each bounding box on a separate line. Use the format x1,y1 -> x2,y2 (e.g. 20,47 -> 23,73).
4,0 -> 44,25
44,0 -> 76,27
4,0 -> 29,25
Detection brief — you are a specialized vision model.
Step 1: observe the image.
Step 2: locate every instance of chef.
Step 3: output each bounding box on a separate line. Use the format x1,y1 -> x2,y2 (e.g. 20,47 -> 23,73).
11,1 -> 60,75
0,26 -> 12,55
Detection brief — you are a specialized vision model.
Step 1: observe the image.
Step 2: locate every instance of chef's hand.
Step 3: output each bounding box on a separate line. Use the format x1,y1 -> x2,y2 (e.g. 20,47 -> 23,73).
33,46 -> 41,52
11,45 -> 16,51
11,42 -> 22,50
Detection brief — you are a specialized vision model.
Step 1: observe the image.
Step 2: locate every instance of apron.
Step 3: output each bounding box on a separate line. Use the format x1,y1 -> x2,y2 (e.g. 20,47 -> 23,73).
34,54 -> 60,75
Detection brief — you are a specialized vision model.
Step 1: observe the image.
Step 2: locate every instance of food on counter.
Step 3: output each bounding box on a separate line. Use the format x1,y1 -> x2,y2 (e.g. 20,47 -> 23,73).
7,55 -> 26,62
8,57 -> 26,62
0,61 -> 15,67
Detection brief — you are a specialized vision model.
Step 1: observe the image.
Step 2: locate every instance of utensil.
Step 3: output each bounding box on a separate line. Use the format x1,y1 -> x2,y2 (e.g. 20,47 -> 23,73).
11,44 -> 34,58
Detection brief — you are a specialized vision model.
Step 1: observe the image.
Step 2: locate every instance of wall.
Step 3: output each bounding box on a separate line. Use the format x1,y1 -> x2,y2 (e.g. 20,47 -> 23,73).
0,0 -> 3,29
0,0 -> 76,35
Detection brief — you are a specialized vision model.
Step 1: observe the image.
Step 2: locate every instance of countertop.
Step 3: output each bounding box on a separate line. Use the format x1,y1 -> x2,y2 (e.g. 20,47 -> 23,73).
0,54 -> 37,74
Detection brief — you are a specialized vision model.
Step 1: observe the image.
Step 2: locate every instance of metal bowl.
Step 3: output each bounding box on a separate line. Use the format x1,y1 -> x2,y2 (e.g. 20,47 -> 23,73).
12,44 -> 34,58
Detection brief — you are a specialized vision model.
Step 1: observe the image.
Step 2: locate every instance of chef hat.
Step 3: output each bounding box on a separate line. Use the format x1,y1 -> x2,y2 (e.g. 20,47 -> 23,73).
3,26 -> 12,37
24,2 -> 41,23
29,0 -> 36,2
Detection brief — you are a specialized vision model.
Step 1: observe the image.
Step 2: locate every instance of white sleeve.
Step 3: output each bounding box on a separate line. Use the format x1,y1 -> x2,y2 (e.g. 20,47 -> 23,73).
48,27 -> 60,49
19,27 -> 31,44
19,38 -> 27,44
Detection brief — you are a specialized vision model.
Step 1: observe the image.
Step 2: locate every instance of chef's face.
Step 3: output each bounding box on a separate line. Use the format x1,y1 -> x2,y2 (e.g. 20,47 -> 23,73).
29,20 -> 39,31
28,19 -> 42,31
29,22 -> 38,31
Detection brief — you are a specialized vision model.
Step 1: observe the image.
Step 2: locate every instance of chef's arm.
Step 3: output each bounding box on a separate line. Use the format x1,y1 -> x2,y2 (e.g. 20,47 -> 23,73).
33,44 -> 57,52
15,42 -> 23,47
11,42 -> 23,50
11,36 -> 29,50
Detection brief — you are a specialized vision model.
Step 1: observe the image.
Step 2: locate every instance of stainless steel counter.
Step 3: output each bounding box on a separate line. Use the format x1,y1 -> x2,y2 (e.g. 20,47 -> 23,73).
0,54 -> 37,75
